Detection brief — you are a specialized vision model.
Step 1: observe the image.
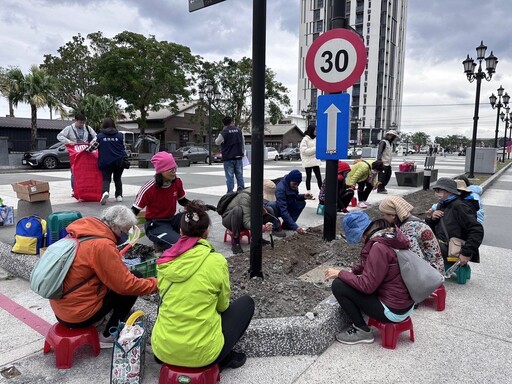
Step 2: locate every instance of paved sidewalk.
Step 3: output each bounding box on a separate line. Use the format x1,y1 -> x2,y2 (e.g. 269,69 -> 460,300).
0,157 -> 510,383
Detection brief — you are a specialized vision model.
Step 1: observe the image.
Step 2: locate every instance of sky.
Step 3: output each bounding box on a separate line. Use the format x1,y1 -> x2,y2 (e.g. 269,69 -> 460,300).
1,0 -> 511,142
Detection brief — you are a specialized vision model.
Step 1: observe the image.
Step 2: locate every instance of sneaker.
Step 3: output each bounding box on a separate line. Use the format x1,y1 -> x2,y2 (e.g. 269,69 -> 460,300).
222,351 -> 247,369
98,333 -> 115,349
335,325 -> 374,345
231,243 -> 244,254
100,192 -> 109,205
116,196 -> 123,202
377,189 -> 388,194
357,202 -> 368,209
272,230 -> 286,238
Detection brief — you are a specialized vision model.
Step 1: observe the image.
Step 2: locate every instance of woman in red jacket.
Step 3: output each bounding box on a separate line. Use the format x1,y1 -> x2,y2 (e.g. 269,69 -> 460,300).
324,212 -> 414,345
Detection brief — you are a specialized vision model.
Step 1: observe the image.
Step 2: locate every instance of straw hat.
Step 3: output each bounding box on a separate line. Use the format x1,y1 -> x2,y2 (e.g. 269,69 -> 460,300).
455,179 -> 471,193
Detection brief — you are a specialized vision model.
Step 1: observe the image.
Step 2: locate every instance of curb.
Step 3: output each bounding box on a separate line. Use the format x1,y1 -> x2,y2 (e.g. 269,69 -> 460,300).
480,162 -> 512,191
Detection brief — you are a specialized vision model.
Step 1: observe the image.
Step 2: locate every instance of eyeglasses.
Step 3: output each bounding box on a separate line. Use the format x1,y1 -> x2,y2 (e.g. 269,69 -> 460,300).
164,167 -> 177,173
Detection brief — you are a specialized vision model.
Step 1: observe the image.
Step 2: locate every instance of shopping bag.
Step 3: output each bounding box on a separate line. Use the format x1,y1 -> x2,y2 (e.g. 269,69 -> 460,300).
110,311 -> 146,384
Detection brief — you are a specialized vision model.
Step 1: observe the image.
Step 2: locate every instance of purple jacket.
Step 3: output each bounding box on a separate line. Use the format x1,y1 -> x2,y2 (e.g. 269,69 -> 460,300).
338,228 -> 414,310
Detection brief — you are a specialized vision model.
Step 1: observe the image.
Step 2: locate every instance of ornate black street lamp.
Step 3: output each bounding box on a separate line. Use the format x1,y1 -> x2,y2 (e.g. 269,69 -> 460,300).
199,82 -> 220,165
301,104 -> 316,127
462,41 -> 498,178
499,106 -> 510,162
489,86 -> 509,148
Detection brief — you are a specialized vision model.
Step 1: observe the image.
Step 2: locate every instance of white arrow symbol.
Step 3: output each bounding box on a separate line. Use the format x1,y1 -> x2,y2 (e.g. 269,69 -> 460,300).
324,104 -> 341,154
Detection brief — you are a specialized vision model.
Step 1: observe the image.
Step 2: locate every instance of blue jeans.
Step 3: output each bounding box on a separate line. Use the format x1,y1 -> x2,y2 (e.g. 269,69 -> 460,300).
223,159 -> 245,193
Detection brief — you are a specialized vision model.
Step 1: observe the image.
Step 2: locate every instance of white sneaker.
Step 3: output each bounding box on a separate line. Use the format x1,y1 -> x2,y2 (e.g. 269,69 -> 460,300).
100,192 -> 109,205
358,202 -> 368,209
116,196 -> 123,202
98,333 -> 115,349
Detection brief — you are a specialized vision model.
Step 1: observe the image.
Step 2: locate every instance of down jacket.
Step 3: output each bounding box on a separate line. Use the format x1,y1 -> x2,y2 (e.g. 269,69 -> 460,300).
49,217 -> 157,323
338,228 -> 414,310
300,135 -> 321,168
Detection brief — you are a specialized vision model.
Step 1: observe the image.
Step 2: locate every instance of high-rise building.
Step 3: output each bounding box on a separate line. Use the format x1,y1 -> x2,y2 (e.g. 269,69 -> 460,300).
298,0 -> 408,144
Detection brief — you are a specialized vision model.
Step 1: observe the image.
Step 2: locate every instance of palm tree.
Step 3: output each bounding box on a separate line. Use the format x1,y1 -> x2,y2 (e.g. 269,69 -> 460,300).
11,66 -> 64,150
0,67 -> 24,117
64,94 -> 125,131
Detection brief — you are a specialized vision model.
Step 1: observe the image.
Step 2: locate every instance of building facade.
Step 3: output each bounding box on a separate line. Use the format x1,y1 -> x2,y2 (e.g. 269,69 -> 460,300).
298,0 -> 408,145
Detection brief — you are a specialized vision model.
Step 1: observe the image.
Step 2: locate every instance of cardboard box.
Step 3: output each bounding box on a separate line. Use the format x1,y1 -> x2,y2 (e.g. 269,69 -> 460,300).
12,180 -> 50,202
15,191 -> 51,202
0,205 -> 15,226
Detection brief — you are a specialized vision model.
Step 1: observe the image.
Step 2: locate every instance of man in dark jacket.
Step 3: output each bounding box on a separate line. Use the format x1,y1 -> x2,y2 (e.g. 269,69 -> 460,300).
215,116 -> 245,193
425,178 -> 484,265
266,170 -> 314,235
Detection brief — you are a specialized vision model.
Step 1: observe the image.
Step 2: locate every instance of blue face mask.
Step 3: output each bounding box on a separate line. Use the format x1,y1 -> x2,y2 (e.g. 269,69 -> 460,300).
117,231 -> 129,245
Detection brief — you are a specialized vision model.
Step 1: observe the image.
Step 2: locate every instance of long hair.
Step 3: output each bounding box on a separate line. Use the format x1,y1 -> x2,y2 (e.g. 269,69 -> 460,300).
363,218 -> 392,243
305,124 -> 316,139
180,200 -> 211,237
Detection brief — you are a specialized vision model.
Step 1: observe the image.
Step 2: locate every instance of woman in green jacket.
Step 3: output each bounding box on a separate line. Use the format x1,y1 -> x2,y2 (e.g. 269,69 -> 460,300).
346,160 -> 384,208
151,200 -> 254,370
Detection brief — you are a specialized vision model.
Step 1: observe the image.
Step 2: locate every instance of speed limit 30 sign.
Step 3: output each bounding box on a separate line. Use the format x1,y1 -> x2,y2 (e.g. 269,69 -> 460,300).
305,29 -> 367,93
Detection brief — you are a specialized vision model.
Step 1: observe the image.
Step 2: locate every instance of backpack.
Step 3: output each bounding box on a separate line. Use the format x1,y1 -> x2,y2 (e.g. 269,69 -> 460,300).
12,215 -> 47,255
29,236 -> 100,299
216,191 -> 238,215
394,248 -> 444,303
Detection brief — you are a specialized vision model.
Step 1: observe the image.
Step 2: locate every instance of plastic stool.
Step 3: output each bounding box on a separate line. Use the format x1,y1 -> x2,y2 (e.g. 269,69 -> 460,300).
159,364 -> 220,384
316,204 -> 325,215
44,323 -> 100,369
368,317 -> 415,349
429,284 -> 446,311
223,228 -> 251,244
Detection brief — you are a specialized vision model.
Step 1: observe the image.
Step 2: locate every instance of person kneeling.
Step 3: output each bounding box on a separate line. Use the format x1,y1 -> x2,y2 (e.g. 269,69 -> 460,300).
152,200 -> 254,370
324,212 -> 414,345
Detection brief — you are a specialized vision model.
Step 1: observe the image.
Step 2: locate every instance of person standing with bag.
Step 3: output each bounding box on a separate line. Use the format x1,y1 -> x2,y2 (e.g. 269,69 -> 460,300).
299,124 -> 323,194
94,117 -> 128,205
376,130 -> 399,194
425,178 -> 483,266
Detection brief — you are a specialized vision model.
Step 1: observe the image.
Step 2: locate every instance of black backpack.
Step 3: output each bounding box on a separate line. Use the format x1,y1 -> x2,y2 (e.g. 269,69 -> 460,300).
216,191 -> 238,215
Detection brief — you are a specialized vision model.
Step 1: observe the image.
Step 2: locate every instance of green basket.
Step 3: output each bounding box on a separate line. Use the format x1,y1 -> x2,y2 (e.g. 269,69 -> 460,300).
129,258 -> 157,278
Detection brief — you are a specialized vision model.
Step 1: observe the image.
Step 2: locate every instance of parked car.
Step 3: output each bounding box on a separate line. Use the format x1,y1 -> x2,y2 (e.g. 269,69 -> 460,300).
347,147 -> 362,158
213,151 -> 222,162
265,147 -> 279,161
279,147 -> 301,161
22,143 -> 70,169
176,146 -> 209,163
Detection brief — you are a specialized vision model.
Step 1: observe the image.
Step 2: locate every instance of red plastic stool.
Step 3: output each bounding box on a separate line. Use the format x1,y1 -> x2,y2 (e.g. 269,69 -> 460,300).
368,317 -> 415,349
44,323 -> 100,369
224,228 -> 251,244
159,364 -> 220,384
429,284 -> 446,311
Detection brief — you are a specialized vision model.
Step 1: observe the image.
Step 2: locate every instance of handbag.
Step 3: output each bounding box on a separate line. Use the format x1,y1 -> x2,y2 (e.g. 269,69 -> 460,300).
122,158 -> 131,169
110,311 -> 146,384
395,248 -> 444,303
440,219 -> 466,263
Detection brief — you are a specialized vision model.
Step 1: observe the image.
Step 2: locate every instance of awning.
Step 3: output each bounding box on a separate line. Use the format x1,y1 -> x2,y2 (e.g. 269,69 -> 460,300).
174,127 -> 194,131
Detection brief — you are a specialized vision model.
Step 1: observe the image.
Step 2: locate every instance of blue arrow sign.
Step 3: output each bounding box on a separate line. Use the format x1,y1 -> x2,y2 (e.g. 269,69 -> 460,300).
315,93 -> 350,160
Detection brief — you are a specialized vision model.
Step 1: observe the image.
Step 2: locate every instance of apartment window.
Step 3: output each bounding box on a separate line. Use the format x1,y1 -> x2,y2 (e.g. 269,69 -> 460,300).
313,33 -> 320,41
315,0 -> 324,8
368,14 -> 371,21
316,20 -> 323,32
313,9 -> 321,21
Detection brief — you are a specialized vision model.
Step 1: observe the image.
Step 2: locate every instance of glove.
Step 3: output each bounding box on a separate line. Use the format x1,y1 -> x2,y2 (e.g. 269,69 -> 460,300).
205,204 -> 217,212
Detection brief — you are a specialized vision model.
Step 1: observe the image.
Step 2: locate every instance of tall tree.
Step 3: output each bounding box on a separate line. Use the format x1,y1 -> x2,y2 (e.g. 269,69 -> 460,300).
199,57 -> 292,130
410,131 -> 430,148
0,67 -> 24,117
66,94 -> 124,131
91,31 -> 198,135
41,33 -> 100,112
12,66 -> 63,149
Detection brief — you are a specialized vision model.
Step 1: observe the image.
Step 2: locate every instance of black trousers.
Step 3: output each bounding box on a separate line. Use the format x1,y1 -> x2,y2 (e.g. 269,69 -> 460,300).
222,206 -> 275,240
101,162 -> 124,197
145,214 -> 183,250
305,166 -> 323,191
378,165 -> 392,190
356,181 -> 373,202
338,189 -> 355,210
56,270 -> 143,337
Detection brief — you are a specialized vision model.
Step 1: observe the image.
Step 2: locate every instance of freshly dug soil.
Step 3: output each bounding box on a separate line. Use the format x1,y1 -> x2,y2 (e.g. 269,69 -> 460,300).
229,189 -> 438,319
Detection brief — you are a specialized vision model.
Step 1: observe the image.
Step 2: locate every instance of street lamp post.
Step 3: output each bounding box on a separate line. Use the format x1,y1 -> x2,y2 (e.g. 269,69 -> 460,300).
462,41 -> 498,178
301,104 -> 316,127
489,86 -> 509,149
500,106 -> 510,162
199,82 -> 220,165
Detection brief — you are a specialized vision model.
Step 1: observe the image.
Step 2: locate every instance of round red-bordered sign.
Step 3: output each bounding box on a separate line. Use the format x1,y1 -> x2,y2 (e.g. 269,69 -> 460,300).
305,29 -> 367,93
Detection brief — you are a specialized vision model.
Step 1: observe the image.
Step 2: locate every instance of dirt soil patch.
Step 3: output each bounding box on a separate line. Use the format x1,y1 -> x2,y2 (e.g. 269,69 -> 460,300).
229,189 -> 438,319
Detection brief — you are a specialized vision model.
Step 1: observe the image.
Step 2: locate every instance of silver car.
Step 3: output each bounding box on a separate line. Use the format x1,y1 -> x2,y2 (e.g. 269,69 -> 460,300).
176,146 -> 210,164
22,143 -> 70,169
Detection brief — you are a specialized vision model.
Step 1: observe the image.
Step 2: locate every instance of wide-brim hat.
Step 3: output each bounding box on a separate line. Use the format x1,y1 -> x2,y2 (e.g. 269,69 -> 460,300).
432,177 -> 460,195
455,179 -> 471,193
263,179 -> 276,201
342,211 -> 372,244
386,129 -> 399,137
